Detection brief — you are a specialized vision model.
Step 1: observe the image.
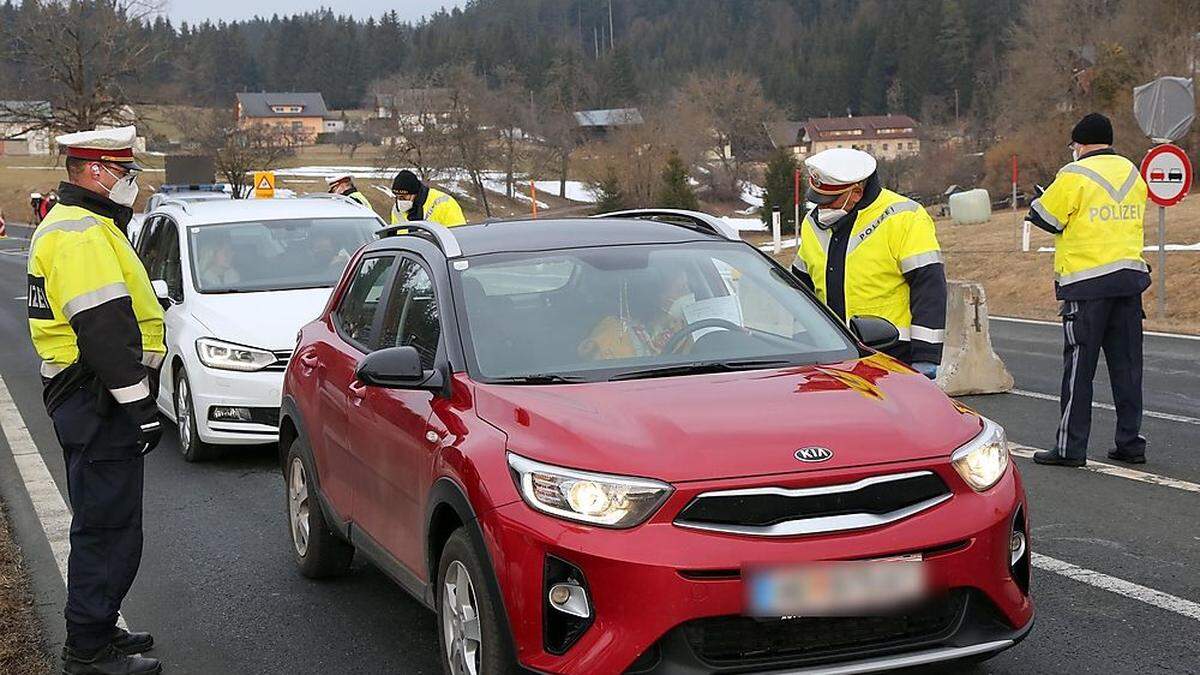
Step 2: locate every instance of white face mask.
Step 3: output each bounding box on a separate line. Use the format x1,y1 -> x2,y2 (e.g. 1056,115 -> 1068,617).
394,199 -> 413,214
816,207 -> 848,228
1071,146 -> 1081,162
102,166 -> 139,207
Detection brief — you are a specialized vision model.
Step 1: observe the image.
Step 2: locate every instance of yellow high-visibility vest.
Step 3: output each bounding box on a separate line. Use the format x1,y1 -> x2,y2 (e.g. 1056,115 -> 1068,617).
1030,153 -> 1148,287
390,187 -> 466,227
28,203 -> 165,385
795,188 -> 942,341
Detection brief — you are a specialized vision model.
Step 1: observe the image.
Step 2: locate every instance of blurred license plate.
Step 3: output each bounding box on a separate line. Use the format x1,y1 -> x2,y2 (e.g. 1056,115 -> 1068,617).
745,558 -> 927,617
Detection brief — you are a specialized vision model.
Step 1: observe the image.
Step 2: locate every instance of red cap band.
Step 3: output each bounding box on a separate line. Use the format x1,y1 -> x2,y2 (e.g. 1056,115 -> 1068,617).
65,146 -> 135,162
808,174 -> 857,195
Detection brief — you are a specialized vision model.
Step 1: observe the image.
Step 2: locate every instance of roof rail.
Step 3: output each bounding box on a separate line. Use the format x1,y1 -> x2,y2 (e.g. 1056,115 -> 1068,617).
299,192 -> 359,206
376,220 -> 463,258
158,198 -> 191,213
591,209 -> 740,241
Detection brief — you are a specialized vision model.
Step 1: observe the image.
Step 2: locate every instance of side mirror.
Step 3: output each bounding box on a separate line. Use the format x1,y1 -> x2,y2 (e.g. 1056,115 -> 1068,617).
356,346 -> 446,393
151,279 -> 170,300
849,315 -> 900,351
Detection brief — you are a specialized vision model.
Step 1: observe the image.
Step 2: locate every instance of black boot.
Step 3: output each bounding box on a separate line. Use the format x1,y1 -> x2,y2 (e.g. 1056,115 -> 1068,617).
61,644 -> 161,675
1106,448 -> 1146,464
111,627 -> 154,655
1033,450 -> 1086,467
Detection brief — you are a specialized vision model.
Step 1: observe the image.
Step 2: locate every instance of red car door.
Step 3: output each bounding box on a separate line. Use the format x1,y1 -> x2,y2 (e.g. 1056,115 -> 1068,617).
350,257 -> 442,575
312,254 -> 399,522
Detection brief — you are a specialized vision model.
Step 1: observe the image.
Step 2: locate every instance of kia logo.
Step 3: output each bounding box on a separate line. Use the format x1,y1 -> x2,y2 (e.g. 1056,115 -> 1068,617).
795,447 -> 834,463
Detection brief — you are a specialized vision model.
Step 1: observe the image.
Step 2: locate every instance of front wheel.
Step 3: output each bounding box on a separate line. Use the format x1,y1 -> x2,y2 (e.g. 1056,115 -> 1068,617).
175,370 -> 219,462
285,439 -> 353,578
437,529 -> 519,675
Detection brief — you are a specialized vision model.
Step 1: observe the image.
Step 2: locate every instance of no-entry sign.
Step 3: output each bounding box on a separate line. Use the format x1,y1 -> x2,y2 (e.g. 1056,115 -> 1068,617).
1139,144 -> 1192,207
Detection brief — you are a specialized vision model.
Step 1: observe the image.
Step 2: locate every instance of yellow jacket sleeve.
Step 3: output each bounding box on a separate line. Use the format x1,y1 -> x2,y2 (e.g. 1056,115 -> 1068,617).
1028,171 -> 1080,234
894,207 -> 942,271
431,196 -> 466,227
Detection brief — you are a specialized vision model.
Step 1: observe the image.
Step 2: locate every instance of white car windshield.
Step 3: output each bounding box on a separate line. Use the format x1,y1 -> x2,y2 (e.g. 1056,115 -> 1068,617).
190,217 -> 377,293
455,242 -> 859,382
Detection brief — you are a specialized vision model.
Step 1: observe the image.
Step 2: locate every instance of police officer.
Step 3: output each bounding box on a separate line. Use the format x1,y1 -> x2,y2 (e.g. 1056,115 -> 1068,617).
27,126 -> 164,675
793,148 -> 947,376
1024,113 -> 1150,467
326,172 -> 371,208
390,169 -> 466,227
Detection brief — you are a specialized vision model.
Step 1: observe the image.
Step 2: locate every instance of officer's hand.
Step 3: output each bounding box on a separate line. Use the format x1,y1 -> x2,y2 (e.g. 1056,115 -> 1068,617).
913,362 -> 939,380
127,396 -> 163,455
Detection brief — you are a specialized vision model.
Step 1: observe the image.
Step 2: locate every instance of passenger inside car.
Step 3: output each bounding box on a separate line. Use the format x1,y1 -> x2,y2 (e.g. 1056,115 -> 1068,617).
197,234 -> 241,288
578,265 -> 695,360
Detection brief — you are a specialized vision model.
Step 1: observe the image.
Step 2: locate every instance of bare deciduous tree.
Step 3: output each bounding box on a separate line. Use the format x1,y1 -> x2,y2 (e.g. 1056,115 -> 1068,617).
0,0 -> 164,136
371,74 -> 453,181
678,72 -> 775,200
444,67 -> 494,217
186,110 -> 302,199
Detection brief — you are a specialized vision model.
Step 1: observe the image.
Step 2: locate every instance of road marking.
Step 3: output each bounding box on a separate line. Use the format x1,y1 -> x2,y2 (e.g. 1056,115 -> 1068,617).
1032,553 -> 1200,622
1009,388 -> 1200,427
0,371 -> 127,629
1010,445 -> 1200,493
992,315 -> 1200,341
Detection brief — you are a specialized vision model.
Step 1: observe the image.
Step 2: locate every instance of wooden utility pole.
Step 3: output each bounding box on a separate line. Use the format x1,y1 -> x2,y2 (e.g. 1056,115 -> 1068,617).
608,0 -> 615,50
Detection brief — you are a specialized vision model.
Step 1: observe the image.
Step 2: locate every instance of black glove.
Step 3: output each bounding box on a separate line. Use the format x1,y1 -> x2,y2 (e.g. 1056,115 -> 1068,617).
126,396 -> 163,455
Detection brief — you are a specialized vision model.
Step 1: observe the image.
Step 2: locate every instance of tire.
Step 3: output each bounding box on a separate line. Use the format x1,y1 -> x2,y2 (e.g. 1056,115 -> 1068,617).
174,370 -> 219,462
285,439 -> 353,578
437,529 -> 520,675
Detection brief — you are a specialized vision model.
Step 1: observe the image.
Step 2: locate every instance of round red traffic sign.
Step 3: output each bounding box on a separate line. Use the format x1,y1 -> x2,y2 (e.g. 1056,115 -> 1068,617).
1140,143 -> 1192,207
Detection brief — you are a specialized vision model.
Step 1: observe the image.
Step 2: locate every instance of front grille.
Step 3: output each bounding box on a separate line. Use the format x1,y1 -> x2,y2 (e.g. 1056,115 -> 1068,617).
675,471 -> 951,536
682,590 -> 966,668
248,407 -> 280,427
263,351 -> 293,372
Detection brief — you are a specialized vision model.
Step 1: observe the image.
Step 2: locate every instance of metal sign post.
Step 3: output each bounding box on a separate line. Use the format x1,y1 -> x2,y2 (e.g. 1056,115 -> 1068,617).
1139,143 -> 1193,320
793,168 -> 801,248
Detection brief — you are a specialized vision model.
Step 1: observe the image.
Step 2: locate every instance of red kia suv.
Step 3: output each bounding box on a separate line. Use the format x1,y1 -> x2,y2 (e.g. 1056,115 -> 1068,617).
279,211 -> 1033,674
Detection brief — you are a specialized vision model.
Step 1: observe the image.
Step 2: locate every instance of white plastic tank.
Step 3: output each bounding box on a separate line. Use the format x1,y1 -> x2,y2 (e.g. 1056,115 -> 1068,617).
948,188 -> 991,225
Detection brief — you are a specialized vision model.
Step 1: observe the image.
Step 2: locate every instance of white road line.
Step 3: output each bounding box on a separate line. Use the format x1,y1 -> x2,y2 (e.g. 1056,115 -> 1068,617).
1032,553 -> 1200,622
992,315 -> 1200,341
1010,445 -> 1200,493
0,371 -> 127,629
1009,388 -> 1200,426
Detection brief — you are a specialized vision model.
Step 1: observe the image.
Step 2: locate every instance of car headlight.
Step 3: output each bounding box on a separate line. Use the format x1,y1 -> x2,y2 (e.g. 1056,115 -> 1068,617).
196,337 -> 277,372
507,453 -> 673,528
951,417 -> 1010,492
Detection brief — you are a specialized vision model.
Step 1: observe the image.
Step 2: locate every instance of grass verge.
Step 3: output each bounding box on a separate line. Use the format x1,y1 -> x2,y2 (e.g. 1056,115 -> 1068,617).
0,499 -> 51,675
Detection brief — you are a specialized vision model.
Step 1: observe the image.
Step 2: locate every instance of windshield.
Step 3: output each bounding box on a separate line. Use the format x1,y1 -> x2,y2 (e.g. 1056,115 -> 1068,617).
189,217 -> 378,293
455,242 -> 858,381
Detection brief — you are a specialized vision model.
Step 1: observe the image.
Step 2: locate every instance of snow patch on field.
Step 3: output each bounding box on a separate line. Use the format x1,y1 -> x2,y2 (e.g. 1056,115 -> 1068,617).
740,181 -> 765,208
722,217 -> 766,232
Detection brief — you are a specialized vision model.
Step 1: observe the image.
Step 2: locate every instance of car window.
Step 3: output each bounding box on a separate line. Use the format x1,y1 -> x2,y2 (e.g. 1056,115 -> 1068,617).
381,259 -> 441,370
336,255 -> 397,350
138,216 -> 164,275
159,218 -> 184,301
455,242 -> 857,381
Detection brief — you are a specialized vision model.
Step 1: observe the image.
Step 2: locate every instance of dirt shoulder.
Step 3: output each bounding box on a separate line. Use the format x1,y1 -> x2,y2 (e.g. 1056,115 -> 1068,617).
0,500 -> 51,675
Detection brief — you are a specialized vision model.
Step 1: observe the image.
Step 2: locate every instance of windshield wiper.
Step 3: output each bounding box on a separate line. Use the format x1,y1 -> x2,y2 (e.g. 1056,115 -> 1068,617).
488,373 -> 588,385
608,358 -> 795,381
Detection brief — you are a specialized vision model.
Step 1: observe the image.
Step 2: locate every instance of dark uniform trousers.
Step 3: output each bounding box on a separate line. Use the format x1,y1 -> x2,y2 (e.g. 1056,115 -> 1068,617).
51,388 -> 145,652
1057,294 -> 1146,460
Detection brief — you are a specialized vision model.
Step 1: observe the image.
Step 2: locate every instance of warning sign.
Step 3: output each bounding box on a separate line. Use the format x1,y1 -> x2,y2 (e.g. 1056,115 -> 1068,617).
1139,144 -> 1192,207
253,171 -> 276,199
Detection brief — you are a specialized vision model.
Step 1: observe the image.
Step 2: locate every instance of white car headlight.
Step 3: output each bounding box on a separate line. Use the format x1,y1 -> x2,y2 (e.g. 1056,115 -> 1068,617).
507,453 -> 673,528
196,338 -> 277,372
951,418 -> 1010,492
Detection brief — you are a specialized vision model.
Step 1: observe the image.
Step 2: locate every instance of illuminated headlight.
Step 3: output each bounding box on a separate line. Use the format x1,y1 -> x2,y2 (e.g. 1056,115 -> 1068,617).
196,338 -> 276,372
507,453 -> 672,528
951,418 -> 1010,492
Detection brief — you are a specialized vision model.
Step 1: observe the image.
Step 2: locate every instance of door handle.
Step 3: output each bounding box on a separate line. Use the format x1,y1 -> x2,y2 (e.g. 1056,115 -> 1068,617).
347,380 -> 367,403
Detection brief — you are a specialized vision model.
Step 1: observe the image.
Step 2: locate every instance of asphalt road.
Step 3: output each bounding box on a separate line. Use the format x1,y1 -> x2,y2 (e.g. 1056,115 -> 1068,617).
0,224 -> 1197,673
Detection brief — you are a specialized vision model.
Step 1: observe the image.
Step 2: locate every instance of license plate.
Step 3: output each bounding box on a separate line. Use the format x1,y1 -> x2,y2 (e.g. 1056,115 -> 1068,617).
745,558 -> 928,617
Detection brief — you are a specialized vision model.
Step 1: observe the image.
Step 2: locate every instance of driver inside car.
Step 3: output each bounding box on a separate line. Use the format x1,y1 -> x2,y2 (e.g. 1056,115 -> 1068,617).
579,266 -> 696,360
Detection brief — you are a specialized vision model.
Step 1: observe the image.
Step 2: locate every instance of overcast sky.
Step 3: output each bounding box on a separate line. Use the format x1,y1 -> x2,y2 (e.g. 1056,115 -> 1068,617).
164,0 -> 468,26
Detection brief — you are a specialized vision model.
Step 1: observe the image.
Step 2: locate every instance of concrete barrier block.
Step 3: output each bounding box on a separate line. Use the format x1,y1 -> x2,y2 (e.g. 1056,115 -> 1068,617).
936,281 -> 1014,396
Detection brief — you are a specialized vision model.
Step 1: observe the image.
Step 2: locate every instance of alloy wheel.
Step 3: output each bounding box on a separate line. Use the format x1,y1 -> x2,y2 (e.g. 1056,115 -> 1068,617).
442,560 -> 483,675
176,376 -> 193,454
288,457 -> 310,557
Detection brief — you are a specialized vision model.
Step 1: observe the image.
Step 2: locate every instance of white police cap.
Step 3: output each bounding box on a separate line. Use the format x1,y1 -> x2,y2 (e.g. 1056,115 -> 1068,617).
804,148 -> 877,204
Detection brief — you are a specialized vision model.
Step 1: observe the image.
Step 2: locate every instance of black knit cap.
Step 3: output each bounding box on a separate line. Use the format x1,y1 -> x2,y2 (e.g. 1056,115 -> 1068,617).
1071,112 -> 1113,145
392,169 -> 422,194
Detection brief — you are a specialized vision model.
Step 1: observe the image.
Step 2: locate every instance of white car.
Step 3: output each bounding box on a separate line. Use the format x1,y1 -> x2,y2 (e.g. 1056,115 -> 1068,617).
135,195 -> 382,460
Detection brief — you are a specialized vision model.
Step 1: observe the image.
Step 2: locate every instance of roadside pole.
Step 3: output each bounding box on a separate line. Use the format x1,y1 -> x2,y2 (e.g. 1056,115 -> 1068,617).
793,168 -> 801,248
530,180 -> 538,219
771,206 -> 781,255
1014,154 -> 1030,252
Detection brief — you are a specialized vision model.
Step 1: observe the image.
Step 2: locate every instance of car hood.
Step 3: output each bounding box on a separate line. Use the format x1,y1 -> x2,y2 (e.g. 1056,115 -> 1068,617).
186,288 -> 333,352
473,354 -> 984,483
